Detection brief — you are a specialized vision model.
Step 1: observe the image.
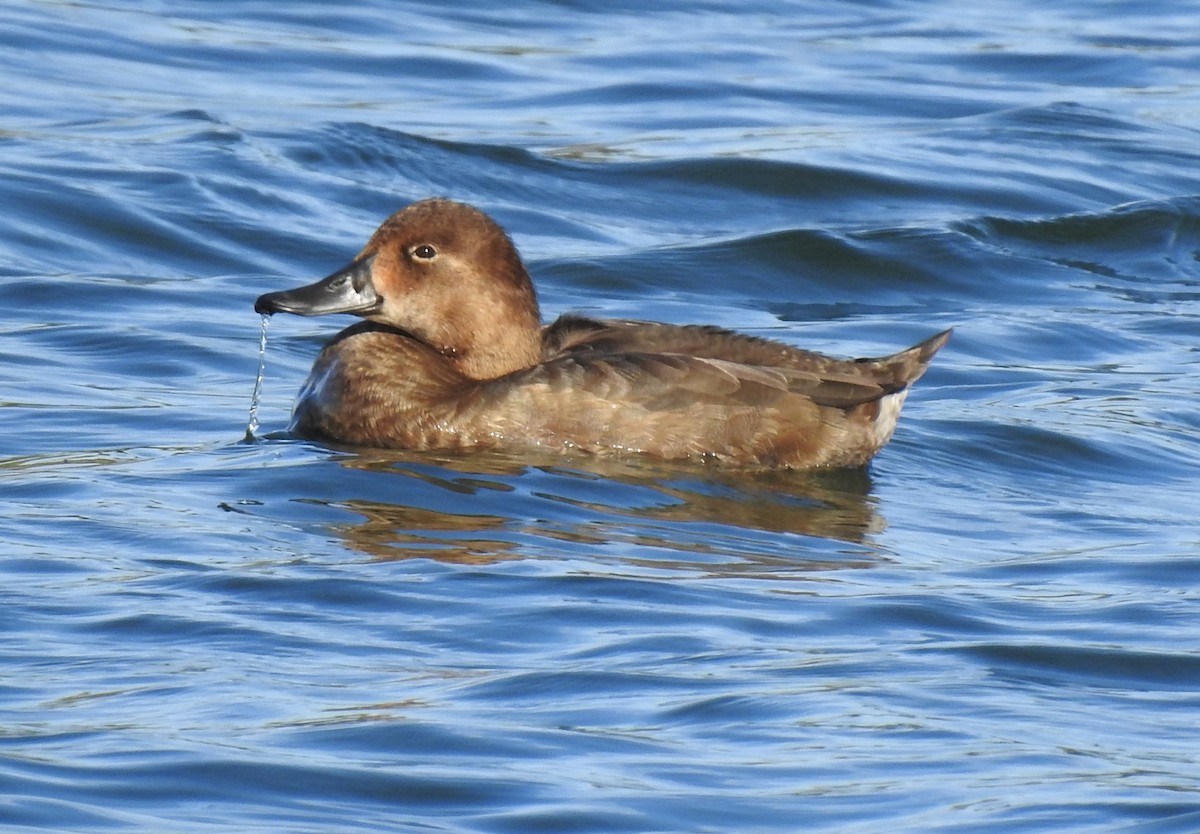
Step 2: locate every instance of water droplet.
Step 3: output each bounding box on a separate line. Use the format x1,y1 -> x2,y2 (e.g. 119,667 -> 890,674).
244,313 -> 271,442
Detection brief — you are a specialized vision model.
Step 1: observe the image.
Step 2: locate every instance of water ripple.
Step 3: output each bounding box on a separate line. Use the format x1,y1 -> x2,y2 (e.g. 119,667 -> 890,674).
3,1 -> 1200,832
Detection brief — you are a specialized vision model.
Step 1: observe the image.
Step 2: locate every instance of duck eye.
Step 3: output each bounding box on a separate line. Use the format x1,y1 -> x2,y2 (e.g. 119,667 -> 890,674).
412,244 -> 437,260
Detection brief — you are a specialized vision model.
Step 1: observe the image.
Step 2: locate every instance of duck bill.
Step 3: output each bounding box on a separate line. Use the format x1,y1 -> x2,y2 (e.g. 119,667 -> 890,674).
254,255 -> 381,317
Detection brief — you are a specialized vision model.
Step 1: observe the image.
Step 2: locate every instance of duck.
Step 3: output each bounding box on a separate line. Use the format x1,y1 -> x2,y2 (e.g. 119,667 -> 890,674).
254,198 -> 950,468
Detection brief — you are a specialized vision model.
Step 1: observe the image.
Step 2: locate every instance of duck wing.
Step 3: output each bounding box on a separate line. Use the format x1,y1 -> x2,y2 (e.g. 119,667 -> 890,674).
542,315 -> 798,365
505,350 -> 872,413
538,316 -> 950,410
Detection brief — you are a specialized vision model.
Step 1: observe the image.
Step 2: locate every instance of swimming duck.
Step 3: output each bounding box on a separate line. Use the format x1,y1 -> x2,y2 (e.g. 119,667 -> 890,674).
255,198 -> 949,468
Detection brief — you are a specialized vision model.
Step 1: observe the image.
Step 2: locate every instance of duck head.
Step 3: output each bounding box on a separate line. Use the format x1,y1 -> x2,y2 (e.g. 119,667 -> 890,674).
255,199 -> 544,379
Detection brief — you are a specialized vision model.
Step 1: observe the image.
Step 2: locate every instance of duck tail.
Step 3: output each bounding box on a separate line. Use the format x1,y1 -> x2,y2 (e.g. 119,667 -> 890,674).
866,328 -> 952,389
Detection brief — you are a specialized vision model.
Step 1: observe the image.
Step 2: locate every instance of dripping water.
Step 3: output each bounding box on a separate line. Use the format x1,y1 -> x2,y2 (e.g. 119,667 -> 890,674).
244,313 -> 270,442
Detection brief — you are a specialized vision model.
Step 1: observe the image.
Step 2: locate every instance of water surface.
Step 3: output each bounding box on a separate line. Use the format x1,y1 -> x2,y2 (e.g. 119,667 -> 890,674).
3,2 -> 1200,832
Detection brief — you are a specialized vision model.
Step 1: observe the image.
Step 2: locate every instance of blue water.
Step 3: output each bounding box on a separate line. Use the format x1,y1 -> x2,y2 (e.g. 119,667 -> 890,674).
3,2 -> 1200,832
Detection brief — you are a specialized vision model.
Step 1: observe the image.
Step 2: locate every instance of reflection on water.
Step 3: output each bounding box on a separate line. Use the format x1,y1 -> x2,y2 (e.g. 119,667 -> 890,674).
329,500 -> 520,565
311,449 -> 887,574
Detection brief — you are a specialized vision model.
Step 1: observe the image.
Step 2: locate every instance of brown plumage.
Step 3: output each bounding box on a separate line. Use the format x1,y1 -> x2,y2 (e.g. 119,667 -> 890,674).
255,198 -> 950,468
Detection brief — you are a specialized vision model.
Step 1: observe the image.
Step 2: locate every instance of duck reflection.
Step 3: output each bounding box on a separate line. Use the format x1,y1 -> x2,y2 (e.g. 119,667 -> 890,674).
313,449 -> 888,575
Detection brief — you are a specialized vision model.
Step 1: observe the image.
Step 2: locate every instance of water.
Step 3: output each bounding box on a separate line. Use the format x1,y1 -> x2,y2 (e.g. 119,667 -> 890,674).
245,314 -> 270,441
3,1 -> 1200,832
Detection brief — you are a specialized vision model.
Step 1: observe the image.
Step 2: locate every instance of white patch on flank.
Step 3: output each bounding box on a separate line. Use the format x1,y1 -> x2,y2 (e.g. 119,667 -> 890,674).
872,389 -> 910,447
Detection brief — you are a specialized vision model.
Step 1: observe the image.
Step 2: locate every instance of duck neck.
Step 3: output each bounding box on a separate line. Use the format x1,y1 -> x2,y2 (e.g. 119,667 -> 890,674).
439,303 -> 543,380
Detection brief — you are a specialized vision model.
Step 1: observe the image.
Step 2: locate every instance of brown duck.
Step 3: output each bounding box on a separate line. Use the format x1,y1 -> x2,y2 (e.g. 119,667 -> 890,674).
255,199 -> 950,468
